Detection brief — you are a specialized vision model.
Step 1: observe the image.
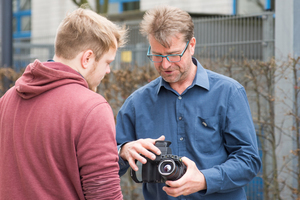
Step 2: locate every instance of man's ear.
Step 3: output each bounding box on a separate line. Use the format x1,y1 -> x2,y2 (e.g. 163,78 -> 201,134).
189,37 -> 196,56
81,50 -> 94,69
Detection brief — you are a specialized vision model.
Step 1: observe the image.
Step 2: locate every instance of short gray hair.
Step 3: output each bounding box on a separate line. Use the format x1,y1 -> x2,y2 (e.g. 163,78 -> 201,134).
140,6 -> 194,47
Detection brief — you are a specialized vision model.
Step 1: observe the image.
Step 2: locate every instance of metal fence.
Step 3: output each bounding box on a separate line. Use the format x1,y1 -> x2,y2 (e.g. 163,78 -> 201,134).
13,42 -> 54,70
115,12 -> 274,69
194,13 -> 274,61
9,12 -> 274,70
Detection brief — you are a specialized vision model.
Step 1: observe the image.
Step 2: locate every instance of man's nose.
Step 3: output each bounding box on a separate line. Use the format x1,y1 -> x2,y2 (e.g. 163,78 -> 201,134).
161,57 -> 171,69
106,66 -> 111,74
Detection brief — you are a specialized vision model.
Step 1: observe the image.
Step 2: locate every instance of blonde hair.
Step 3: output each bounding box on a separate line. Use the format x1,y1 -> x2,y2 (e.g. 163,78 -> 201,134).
55,8 -> 127,61
140,6 -> 194,47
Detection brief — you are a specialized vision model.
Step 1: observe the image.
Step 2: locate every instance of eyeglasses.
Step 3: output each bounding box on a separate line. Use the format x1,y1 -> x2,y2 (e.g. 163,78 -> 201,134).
147,41 -> 190,63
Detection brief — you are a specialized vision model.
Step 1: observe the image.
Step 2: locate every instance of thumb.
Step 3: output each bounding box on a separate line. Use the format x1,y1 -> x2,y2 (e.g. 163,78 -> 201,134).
181,156 -> 192,167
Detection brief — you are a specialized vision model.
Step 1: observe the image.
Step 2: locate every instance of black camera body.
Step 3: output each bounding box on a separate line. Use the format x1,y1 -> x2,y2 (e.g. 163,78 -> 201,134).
130,140 -> 187,183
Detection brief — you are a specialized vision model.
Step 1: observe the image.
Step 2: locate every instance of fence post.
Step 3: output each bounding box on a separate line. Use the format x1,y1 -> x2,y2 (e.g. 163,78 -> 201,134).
275,0 -> 300,199
0,0 -> 13,93
262,13 -> 274,62
1,0 -> 13,67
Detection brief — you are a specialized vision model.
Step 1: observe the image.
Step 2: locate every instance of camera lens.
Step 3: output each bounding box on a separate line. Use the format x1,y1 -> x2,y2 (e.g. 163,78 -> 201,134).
158,159 -> 186,181
158,159 -> 175,176
163,164 -> 172,173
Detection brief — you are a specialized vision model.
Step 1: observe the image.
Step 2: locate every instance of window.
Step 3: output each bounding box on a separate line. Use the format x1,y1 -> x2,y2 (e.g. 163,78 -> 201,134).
13,0 -> 31,39
123,1 -> 139,12
107,0 -> 140,13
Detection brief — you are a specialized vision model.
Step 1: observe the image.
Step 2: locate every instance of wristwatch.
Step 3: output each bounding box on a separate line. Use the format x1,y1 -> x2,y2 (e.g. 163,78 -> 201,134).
118,146 -> 122,155
118,142 -> 127,155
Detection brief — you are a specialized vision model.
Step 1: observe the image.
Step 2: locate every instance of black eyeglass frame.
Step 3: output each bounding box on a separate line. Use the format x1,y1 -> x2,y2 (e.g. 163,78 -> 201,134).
147,41 -> 190,63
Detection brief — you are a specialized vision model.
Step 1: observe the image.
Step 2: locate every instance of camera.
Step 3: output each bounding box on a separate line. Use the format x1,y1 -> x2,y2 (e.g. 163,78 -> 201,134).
130,140 -> 187,183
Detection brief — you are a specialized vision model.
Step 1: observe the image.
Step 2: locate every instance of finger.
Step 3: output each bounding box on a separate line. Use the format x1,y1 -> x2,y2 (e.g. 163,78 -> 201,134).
156,135 -> 165,141
162,186 -> 182,197
180,156 -> 191,166
138,147 -> 156,160
142,135 -> 165,156
165,177 -> 183,188
127,157 -> 138,171
128,150 -> 148,170
138,139 -> 161,157
122,140 -> 150,160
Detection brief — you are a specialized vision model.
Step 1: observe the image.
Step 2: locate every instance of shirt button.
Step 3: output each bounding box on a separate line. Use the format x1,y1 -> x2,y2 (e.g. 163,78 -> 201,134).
202,122 -> 207,126
180,137 -> 184,141
179,117 -> 182,120
178,96 -> 182,100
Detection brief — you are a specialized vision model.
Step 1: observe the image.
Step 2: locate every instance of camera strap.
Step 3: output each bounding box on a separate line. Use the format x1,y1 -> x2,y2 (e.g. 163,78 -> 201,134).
130,167 -> 143,183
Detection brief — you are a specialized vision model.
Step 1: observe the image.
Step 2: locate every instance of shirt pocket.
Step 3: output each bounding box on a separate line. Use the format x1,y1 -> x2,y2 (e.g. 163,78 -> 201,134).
194,114 -> 222,154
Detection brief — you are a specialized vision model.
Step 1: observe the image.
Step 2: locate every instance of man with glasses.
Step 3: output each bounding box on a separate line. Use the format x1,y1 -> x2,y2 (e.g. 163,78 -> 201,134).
116,6 -> 261,200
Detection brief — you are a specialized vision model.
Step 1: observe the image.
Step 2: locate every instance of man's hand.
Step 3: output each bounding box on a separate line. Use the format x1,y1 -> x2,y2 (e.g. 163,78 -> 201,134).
162,157 -> 207,197
119,135 -> 165,171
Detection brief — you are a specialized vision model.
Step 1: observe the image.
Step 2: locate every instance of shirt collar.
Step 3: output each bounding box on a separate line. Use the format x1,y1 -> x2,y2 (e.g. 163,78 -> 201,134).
156,57 -> 210,94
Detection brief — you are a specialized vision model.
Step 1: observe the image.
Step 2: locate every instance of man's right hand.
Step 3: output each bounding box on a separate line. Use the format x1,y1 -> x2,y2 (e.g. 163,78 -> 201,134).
119,135 -> 165,171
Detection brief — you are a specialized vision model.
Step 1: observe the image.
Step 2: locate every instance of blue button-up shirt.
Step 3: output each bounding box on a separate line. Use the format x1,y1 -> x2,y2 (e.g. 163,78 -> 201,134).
116,58 -> 261,200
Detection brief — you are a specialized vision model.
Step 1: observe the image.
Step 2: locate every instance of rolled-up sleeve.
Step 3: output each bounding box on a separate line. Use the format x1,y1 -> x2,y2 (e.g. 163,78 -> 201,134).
77,103 -> 123,200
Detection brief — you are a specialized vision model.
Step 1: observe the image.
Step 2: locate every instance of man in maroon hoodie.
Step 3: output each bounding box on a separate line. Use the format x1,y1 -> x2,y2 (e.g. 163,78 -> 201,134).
0,8 -> 127,200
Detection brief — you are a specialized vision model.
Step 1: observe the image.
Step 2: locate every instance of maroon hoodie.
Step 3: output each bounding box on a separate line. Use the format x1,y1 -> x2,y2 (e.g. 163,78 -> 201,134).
0,60 -> 123,200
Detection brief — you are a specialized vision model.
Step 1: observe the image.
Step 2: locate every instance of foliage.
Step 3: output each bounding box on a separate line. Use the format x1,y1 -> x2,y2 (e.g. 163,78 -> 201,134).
98,64 -> 159,118
0,67 -> 23,96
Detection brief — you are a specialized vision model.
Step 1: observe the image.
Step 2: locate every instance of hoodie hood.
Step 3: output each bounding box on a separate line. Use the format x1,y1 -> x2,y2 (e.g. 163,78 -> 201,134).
15,59 -> 88,99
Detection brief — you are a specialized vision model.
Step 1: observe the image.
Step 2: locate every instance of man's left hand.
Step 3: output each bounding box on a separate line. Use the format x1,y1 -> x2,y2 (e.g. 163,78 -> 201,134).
162,157 -> 207,197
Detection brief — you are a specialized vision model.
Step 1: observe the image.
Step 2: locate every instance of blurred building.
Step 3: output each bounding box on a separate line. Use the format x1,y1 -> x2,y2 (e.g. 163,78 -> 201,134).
14,0 -> 274,42
10,0 -> 274,68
